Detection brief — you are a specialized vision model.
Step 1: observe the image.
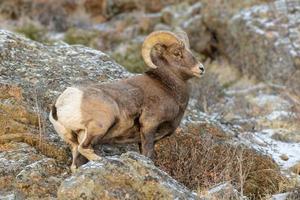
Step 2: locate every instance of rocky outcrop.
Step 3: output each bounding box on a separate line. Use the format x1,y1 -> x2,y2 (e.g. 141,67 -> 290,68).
0,0 -> 182,31
58,152 -> 201,200
15,158 -> 68,199
0,142 -> 44,196
201,0 -> 300,85
0,29 -> 130,138
105,0 -> 300,85
0,142 -> 68,199
0,0 -> 107,31
0,30 -> 132,198
2,0 -> 299,86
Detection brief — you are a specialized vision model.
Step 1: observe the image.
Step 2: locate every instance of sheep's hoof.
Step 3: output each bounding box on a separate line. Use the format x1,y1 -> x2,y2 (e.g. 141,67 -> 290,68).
71,165 -> 78,173
90,154 -> 102,161
78,147 -> 102,161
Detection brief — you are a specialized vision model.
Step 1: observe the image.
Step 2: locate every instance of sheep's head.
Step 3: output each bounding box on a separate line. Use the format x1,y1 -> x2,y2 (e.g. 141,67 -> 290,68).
142,31 -> 204,79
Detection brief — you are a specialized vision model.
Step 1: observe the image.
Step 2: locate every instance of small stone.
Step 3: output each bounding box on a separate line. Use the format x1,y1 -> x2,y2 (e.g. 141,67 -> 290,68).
280,154 -> 289,161
207,182 -> 243,200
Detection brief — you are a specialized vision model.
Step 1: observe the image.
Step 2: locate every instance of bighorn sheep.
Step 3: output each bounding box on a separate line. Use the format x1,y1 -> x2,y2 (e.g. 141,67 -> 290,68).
49,31 -> 204,172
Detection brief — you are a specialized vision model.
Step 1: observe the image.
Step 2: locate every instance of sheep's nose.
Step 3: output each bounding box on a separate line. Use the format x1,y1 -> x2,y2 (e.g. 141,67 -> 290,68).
199,63 -> 205,74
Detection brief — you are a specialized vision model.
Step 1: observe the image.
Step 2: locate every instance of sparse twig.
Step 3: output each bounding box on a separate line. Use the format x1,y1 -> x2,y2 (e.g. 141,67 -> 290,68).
34,87 -> 45,148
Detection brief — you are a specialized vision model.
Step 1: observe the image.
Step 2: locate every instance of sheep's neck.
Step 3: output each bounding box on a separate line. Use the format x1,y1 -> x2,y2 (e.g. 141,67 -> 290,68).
146,67 -> 189,109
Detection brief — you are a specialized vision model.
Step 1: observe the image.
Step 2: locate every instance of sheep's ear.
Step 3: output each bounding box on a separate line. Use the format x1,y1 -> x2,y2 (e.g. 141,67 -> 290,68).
174,28 -> 190,48
152,44 -> 165,55
150,44 -> 165,65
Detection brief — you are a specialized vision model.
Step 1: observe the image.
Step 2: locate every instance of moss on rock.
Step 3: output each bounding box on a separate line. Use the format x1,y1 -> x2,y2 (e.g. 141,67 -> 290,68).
15,21 -> 49,43
64,28 -> 100,49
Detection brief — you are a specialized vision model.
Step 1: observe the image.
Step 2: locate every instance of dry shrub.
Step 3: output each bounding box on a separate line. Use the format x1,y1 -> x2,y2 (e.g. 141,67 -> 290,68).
154,129 -> 287,199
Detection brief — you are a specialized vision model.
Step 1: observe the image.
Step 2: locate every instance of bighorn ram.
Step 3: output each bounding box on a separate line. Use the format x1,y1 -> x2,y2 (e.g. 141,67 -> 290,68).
49,31 -> 204,172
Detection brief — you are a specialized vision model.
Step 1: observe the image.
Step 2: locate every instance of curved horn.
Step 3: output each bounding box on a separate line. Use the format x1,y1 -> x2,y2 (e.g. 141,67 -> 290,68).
142,31 -> 182,69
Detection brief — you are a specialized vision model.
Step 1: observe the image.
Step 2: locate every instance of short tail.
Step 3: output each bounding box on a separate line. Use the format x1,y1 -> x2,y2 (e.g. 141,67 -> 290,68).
51,104 -> 58,120
49,104 -> 69,139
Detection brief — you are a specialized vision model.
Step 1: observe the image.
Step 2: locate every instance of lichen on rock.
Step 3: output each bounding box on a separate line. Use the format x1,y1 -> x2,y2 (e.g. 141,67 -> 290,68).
58,152 -> 201,200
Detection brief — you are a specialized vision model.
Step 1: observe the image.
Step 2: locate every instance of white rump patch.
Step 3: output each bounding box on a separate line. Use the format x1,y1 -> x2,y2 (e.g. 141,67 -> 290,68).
55,87 -> 85,131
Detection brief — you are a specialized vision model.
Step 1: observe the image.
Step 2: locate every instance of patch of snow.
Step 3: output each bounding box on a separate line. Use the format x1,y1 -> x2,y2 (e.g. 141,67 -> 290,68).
225,83 -> 266,95
254,94 -> 280,106
81,161 -> 105,170
241,129 -> 300,170
0,193 -> 16,200
265,111 -> 294,121
208,182 -> 230,194
271,192 -> 291,200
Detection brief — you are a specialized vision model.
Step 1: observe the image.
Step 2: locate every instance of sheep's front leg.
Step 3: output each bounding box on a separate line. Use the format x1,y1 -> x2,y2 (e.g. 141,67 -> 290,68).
140,126 -> 156,158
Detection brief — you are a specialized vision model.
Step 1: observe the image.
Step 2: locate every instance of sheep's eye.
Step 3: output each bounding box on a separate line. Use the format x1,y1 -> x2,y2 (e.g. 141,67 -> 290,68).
173,51 -> 182,57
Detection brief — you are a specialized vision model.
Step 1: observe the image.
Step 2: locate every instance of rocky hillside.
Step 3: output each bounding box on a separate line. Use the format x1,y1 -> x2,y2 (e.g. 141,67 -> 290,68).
0,0 -> 300,199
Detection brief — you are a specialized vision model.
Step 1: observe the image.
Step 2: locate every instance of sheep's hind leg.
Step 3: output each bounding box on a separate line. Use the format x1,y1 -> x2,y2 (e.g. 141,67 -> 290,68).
70,144 -> 79,173
49,116 -> 80,172
78,126 -> 104,161
65,131 -> 80,173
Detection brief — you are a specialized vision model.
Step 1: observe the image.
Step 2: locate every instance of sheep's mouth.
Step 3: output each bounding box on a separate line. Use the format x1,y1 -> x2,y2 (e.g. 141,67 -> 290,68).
193,72 -> 202,78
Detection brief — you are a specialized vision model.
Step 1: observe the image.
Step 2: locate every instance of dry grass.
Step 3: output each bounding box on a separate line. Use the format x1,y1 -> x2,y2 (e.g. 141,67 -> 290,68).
14,20 -> 49,43
154,129 -> 287,199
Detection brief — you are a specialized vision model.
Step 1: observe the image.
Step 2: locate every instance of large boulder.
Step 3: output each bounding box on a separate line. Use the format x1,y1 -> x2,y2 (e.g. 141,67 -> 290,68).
0,142 -> 44,196
201,0 -> 300,85
0,142 -> 69,199
0,0 -> 106,31
58,152 -> 201,200
0,30 -> 131,197
0,29 -> 130,140
228,0 -> 300,84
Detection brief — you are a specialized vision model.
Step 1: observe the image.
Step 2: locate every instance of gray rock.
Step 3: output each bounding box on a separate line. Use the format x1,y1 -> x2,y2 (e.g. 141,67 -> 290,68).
0,29 -> 132,198
58,151 -> 201,200
206,182 -> 247,200
0,29 -> 130,105
199,0 -> 300,85
228,0 -> 300,84
15,158 -> 68,199
0,142 -> 45,177
287,188 -> 300,200
0,29 -> 131,140
0,142 -> 45,198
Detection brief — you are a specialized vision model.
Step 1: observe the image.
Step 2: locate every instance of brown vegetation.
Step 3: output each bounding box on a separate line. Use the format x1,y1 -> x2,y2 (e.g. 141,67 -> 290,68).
154,129 -> 287,199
